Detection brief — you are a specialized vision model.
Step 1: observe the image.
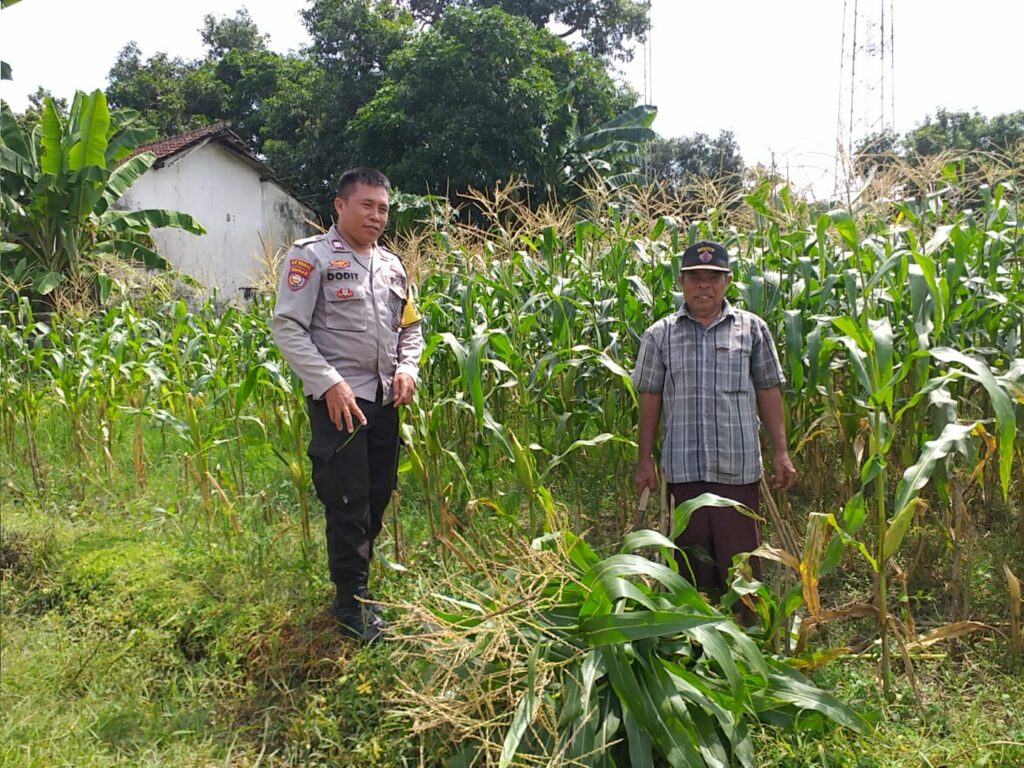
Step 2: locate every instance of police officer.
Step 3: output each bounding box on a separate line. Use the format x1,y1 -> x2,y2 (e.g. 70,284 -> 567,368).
272,167 -> 423,642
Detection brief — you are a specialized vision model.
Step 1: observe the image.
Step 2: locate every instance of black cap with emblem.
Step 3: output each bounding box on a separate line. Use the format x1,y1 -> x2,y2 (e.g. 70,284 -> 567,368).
679,240 -> 730,272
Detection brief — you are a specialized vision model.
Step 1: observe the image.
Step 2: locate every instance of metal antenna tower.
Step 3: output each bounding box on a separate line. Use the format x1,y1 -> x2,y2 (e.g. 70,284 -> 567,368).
834,0 -> 896,194
642,0 -> 653,107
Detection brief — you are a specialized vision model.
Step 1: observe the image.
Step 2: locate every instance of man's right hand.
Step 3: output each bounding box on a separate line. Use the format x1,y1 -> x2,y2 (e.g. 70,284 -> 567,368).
324,380 -> 366,432
635,456 -> 657,496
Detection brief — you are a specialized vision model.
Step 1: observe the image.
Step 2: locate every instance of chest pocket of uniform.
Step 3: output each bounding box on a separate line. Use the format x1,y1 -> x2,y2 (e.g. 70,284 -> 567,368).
324,284 -> 367,331
715,336 -> 752,393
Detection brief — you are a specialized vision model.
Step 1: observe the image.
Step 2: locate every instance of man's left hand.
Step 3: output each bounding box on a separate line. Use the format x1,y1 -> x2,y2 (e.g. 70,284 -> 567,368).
393,372 -> 415,406
771,451 -> 797,491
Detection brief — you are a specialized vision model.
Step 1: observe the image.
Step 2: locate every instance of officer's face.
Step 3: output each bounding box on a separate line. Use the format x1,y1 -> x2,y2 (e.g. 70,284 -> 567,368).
334,182 -> 390,250
680,269 -> 731,317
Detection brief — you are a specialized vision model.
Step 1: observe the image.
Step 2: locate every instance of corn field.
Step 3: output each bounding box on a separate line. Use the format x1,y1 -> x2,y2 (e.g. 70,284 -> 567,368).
2,166 -> 1023,765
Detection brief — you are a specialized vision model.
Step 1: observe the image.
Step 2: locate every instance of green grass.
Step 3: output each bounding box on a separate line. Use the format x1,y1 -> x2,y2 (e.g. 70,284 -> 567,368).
3,469 -> 1022,766
0,490 -> 424,767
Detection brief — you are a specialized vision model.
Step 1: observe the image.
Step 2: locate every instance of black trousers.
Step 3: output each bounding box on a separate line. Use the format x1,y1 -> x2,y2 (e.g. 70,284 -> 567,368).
307,386 -> 399,595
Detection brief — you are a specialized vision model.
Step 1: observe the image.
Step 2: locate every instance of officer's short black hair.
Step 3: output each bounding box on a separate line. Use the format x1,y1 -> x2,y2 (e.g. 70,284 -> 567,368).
335,167 -> 391,200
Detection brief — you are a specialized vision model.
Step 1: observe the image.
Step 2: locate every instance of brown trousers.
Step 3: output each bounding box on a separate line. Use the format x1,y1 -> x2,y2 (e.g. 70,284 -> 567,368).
667,481 -> 762,595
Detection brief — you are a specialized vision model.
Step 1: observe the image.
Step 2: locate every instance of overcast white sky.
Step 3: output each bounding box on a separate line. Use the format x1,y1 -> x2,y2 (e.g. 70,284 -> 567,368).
2,0 -> 1021,194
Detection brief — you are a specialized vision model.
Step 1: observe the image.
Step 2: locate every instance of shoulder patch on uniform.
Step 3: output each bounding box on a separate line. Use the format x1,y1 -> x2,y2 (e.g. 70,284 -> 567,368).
287,258 -> 315,291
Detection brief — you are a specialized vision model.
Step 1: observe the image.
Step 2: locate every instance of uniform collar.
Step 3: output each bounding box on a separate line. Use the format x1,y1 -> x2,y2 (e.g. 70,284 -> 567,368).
327,226 -> 376,269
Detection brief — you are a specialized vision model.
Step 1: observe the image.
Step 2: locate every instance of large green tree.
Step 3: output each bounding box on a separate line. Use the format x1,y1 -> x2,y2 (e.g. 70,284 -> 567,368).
905,108 -> 1024,156
102,2 -> 640,214
351,6 -> 632,196
644,130 -> 745,193
105,43 -> 193,136
401,0 -> 648,59
106,9 -> 308,150
854,108 -> 1024,178
260,0 -> 414,210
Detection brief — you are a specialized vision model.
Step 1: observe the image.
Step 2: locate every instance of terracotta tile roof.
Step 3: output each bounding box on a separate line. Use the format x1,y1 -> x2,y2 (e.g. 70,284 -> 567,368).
131,122 -> 234,161
127,122 -> 317,214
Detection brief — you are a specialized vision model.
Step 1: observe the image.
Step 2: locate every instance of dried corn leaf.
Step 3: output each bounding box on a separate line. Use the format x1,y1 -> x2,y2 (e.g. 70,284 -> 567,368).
902,621 -> 990,651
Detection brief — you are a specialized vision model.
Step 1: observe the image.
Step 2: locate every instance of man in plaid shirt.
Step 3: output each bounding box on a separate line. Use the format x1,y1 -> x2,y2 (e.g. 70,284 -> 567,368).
633,240 -> 796,615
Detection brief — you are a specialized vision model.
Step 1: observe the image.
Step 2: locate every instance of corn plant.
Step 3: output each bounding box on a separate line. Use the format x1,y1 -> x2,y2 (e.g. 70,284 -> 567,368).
394,525 -> 864,767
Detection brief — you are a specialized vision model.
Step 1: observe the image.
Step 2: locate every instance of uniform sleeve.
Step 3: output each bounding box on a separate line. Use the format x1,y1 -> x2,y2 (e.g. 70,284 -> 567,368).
750,317 -> 786,390
396,319 -> 423,382
395,278 -> 423,382
271,245 -> 344,398
632,324 -> 667,394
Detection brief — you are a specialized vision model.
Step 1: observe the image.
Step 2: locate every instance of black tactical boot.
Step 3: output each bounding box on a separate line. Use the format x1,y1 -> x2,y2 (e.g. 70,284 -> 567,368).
356,580 -> 389,635
331,587 -> 386,643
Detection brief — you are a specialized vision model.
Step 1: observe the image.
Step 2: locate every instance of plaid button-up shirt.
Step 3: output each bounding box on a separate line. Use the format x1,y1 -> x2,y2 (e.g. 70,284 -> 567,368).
632,301 -> 785,484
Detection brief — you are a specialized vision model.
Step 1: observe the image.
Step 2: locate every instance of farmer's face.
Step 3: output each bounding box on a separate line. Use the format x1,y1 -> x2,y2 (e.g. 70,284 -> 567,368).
680,269 -> 731,317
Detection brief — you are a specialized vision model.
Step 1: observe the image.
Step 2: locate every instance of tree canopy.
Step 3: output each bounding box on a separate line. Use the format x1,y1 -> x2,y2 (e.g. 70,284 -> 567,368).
101,1 -> 637,214
644,131 -> 745,194
351,7 -> 631,195
854,108 -> 1024,178
105,9 -> 304,150
400,0 -> 649,60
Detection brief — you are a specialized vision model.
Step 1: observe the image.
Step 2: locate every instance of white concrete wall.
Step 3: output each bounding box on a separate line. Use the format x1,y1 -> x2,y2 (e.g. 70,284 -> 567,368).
118,142 -> 316,298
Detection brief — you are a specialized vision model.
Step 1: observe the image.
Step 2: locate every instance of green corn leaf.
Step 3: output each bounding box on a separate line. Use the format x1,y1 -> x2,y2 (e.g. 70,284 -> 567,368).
691,624 -> 746,712
234,364 -> 262,412
924,224 -> 954,256
762,661 -> 866,732
604,645 -> 700,768
833,333 -> 873,399
620,700 -> 655,767
670,492 -> 758,540
863,250 -> 907,295
582,553 -> 692,597
884,421 -> 977,560
542,432 -> 629,479
506,425 -> 535,497
619,529 -> 677,554
868,317 -> 894,410
645,661 -> 728,768
499,646 -> 539,768
717,620 -> 770,681
783,309 -> 804,391
580,611 -> 724,646
931,347 -> 1016,497
580,571 -> 660,619
828,208 -> 858,249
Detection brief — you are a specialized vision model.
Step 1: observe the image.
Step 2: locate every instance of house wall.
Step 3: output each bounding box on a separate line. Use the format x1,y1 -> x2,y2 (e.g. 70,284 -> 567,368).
118,142 -> 317,298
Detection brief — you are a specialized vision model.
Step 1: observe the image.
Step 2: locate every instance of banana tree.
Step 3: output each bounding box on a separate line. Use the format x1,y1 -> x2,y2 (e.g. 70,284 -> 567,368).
0,89 -> 204,300
544,102 -> 658,194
